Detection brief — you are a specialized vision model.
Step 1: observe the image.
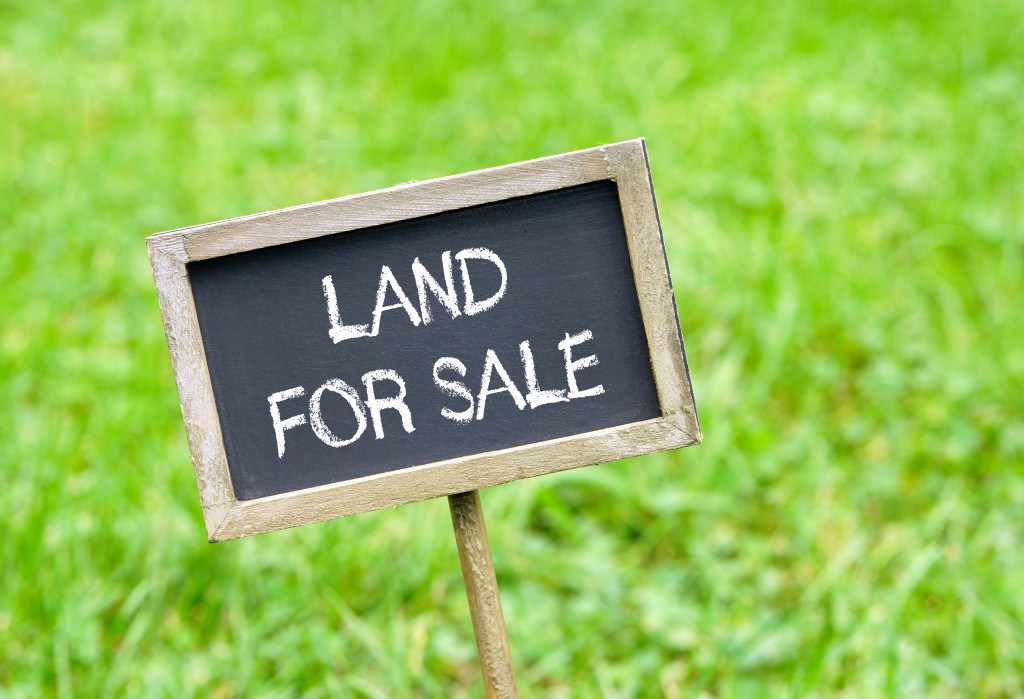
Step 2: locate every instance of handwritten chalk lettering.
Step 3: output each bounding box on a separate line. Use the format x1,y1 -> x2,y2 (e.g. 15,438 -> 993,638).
323,247 -> 507,344
432,357 -> 475,425
363,369 -> 416,440
310,379 -> 367,449
433,329 -> 603,423
268,386 -> 308,458
477,348 -> 528,420
456,248 -> 507,316
559,329 -> 606,399
519,340 -> 568,408
412,251 -> 461,324
269,370 -> 415,457
322,276 -> 369,343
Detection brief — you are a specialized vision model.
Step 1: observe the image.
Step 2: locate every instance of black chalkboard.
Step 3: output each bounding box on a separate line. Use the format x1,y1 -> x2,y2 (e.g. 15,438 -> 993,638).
188,181 -> 661,501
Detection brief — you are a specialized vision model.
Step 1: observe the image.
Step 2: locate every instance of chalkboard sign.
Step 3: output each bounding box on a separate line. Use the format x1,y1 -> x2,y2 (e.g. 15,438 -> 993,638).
148,139 -> 700,541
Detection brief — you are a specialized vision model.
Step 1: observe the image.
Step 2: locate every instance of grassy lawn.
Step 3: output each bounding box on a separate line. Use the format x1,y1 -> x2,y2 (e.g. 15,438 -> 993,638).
2,0 -> 1023,696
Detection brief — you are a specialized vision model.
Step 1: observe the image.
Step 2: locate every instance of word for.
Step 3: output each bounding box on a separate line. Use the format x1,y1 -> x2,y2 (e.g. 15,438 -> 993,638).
322,248 -> 507,343
267,330 -> 604,458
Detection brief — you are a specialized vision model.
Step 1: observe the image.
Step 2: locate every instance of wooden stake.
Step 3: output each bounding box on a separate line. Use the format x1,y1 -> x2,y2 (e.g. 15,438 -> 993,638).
448,490 -> 519,698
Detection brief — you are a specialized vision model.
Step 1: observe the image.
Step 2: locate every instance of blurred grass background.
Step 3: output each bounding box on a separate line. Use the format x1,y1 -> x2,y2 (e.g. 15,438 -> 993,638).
2,0 -> 1023,696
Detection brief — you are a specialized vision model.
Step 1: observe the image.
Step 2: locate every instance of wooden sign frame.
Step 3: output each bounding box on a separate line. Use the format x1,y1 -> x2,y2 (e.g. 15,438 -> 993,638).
147,138 -> 701,542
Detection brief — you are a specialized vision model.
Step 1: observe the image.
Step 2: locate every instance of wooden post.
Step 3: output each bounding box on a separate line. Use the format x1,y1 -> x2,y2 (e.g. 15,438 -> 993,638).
448,490 -> 519,698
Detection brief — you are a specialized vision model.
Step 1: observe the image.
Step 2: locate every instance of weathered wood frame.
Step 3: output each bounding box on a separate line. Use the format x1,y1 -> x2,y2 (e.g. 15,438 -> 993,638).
147,138 -> 701,542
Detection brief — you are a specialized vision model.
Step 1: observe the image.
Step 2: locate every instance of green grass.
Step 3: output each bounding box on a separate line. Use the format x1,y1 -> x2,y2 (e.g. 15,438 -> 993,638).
2,0 -> 1023,696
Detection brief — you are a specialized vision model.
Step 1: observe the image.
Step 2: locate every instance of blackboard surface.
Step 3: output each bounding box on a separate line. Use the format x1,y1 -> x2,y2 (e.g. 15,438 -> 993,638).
189,180 -> 661,501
